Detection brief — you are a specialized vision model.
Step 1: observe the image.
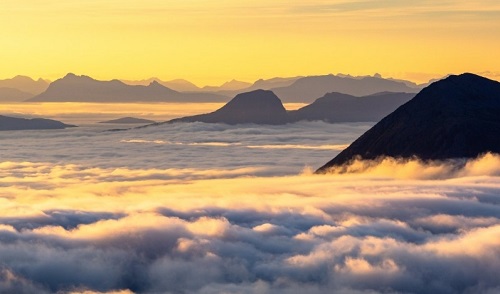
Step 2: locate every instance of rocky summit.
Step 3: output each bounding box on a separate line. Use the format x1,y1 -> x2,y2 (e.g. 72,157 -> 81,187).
169,90 -> 289,125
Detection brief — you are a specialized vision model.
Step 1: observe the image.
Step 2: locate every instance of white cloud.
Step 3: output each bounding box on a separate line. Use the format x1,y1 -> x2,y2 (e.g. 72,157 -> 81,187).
1,158 -> 500,293
322,152 -> 500,179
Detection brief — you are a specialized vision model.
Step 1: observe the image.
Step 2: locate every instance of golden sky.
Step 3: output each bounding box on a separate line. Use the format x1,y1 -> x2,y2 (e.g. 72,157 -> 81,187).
1,0 -> 499,85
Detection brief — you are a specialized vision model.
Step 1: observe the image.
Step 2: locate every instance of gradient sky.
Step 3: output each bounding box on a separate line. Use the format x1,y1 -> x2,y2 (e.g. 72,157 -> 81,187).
1,0 -> 499,85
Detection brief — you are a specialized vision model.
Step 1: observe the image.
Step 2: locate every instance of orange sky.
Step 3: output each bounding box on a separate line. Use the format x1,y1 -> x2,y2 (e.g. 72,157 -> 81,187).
1,0 -> 499,85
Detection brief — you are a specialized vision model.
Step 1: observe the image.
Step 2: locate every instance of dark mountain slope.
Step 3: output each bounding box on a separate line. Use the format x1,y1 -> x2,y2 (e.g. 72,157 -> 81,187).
167,90 -> 415,125
169,90 -> 288,125
289,92 -> 415,123
317,73 -> 500,172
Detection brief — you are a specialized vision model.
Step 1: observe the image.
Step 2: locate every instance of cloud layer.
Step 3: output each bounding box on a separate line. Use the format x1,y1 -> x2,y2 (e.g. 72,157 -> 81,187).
1,121 -> 370,176
2,122 -> 500,293
1,158 -> 500,293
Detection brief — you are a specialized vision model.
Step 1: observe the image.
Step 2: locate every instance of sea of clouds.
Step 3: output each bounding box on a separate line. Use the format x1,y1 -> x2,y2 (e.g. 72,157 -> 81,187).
0,121 -> 368,175
1,121 -> 500,294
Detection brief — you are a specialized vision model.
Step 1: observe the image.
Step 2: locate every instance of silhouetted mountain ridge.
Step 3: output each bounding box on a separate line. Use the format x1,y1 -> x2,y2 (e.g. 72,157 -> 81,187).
169,90 -> 288,125
272,75 -> 420,103
121,78 -> 251,92
244,77 -> 302,92
27,74 -> 229,103
288,92 -> 415,123
0,75 -> 49,95
0,87 -> 35,102
24,73 -> 427,104
167,90 -> 414,125
202,80 -> 252,92
316,73 -> 500,172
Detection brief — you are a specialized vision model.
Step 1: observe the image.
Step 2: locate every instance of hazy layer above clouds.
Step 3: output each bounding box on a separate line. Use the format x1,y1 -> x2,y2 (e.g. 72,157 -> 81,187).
1,122 -> 500,293
0,121 -> 370,175
0,102 -> 227,124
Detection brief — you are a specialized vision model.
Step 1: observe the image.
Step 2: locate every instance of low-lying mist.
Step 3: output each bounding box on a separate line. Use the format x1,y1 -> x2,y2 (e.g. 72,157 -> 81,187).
1,121 -> 371,175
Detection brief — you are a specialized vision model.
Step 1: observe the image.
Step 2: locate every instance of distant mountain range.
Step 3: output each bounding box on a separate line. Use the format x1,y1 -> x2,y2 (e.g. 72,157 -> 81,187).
120,78 -> 254,93
246,77 -> 302,91
212,77 -> 303,97
23,73 -> 423,104
0,76 -> 50,102
121,74 -> 423,101
123,74 -> 419,103
271,75 -> 420,103
201,80 -> 253,92
167,89 -> 413,125
121,78 -> 205,92
0,87 -> 35,102
0,75 -> 50,95
316,73 -> 500,172
0,115 -> 75,131
121,78 -> 252,92
27,74 -> 229,103
120,77 -> 303,96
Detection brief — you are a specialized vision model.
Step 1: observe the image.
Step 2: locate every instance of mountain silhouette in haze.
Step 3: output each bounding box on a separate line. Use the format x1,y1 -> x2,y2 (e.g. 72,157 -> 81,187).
121,78 -> 202,92
271,74 -> 420,103
249,77 -> 302,91
162,79 -> 202,92
0,87 -> 35,102
21,73 -> 426,104
0,115 -> 75,131
27,74 -> 229,103
288,92 -> 415,123
316,73 -> 500,172
199,76 -> 302,97
121,78 -> 251,92
169,90 -> 288,125
100,117 -> 156,124
202,80 -> 252,92
0,75 -> 50,95
167,90 -> 414,125
212,74 -> 420,101
120,74 -> 422,103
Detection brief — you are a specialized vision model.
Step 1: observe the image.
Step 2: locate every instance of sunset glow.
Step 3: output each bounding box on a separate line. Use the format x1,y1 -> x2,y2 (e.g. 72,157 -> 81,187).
1,0 -> 499,84
2,1 -> 500,293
